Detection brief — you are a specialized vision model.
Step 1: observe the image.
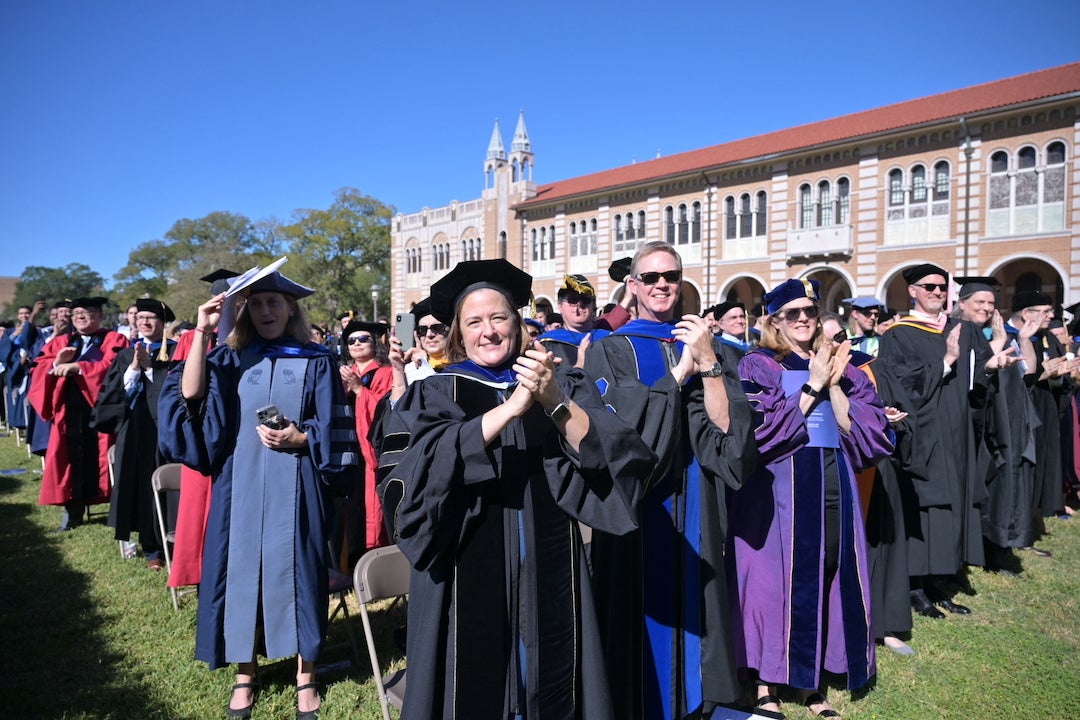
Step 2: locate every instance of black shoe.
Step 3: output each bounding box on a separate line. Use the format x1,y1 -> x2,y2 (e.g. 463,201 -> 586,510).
910,589 -> 945,619
937,598 -> 971,615
296,682 -> 320,720
226,682 -> 257,720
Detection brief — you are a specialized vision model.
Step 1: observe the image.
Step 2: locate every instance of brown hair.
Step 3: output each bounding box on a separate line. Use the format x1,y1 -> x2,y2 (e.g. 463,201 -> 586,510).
226,294 -> 313,351
445,287 -> 529,364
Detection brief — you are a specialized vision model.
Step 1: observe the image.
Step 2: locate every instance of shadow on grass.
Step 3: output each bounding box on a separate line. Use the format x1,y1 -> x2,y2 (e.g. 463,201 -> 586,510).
0,474 -> 174,720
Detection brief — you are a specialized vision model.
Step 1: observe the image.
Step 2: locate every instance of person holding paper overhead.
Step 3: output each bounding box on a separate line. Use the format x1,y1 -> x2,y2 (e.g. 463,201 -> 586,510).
730,278 -> 892,720
158,266 -> 360,720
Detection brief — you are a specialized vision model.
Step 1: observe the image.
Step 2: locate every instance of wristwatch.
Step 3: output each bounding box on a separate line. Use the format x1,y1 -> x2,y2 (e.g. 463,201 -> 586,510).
545,400 -> 571,423
699,362 -> 724,378
801,383 -> 820,398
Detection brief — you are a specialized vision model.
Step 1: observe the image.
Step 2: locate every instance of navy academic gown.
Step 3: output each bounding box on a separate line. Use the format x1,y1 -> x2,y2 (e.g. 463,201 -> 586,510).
158,339 -> 360,669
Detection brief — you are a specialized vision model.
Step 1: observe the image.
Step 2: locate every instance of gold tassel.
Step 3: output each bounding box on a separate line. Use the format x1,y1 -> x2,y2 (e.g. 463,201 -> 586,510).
561,274 -> 595,297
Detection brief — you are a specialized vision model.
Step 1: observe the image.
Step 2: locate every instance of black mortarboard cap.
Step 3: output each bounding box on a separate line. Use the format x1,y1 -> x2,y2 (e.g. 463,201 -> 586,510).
72,296 -> 109,311
712,300 -> 745,319
902,263 -> 949,285
1012,291 -> 1053,312
429,259 -> 532,325
954,276 -> 1001,289
52,299 -> 73,309
199,268 -> 241,283
1063,301 -> 1080,318
410,297 -> 433,320
134,298 -> 176,323
242,271 -> 314,299
608,257 -> 632,283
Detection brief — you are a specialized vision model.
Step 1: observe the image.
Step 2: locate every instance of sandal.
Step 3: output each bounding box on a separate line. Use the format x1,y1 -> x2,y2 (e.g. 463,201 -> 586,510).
225,682 -> 257,720
753,693 -> 786,720
804,691 -> 840,718
296,682 -> 320,720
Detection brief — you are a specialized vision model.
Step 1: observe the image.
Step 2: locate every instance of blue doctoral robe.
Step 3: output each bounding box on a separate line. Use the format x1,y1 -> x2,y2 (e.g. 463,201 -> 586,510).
158,340 -> 360,669
584,319 -> 755,720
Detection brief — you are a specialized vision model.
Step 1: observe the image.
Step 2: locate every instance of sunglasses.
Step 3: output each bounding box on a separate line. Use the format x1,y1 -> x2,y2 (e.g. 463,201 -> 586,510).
854,308 -> 880,317
777,305 -> 820,323
560,293 -> 595,307
528,329 -> 541,338
914,283 -> 948,292
634,270 -> 682,285
417,323 -> 448,336
830,329 -> 849,343
347,335 -> 374,345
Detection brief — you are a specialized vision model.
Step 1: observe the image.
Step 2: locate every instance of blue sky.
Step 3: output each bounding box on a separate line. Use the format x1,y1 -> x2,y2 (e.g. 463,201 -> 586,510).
2,1 -> 1077,286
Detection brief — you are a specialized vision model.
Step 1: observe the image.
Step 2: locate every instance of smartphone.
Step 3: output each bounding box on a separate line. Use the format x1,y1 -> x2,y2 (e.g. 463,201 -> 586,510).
256,404 -> 286,430
395,313 -> 415,352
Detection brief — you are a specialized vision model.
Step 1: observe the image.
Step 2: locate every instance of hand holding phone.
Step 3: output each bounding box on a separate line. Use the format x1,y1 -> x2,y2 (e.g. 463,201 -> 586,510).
395,313 -> 416,352
256,404 -> 287,430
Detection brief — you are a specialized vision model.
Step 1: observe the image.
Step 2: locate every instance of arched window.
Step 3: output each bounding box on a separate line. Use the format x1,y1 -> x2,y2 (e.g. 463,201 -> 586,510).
691,201 -> 702,244
911,165 -> 927,203
888,169 -> 904,206
818,180 -> 832,226
933,162 -> 950,200
665,206 -> 675,244
754,191 -> 767,235
799,184 -> 813,228
678,203 -> 690,244
836,180 -> 850,225
739,194 -> 752,237
725,196 -> 736,238
548,225 -> 556,259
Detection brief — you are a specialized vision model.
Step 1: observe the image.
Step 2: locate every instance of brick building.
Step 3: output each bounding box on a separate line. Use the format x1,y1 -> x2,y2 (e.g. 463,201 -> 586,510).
391,62 -> 1080,319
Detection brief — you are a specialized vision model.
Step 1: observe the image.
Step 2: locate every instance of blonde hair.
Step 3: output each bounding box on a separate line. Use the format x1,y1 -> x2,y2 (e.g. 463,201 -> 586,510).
757,306 -> 823,361
629,241 -> 683,277
445,288 -> 529,364
226,294 -> 312,350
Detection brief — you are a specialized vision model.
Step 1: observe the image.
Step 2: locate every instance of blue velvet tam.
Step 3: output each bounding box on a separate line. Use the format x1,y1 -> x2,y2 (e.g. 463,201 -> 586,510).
524,317 -> 544,331
764,278 -> 820,315
243,271 -> 314,299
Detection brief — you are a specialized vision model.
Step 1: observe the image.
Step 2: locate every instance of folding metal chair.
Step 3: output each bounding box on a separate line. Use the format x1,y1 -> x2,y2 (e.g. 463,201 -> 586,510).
151,463 -> 195,610
352,544 -> 410,720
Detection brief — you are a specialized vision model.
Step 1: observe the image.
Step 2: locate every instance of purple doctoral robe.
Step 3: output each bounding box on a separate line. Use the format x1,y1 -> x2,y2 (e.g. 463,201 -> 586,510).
730,350 -> 892,691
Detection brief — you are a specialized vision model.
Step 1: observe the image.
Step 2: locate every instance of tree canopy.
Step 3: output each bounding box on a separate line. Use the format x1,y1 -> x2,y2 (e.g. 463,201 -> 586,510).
5,189 -> 394,327
3,264 -> 106,319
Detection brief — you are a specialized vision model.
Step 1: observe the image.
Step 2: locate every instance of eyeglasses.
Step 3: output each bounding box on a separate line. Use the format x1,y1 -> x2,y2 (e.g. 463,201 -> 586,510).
634,270 -> 682,285
347,335 -> 374,345
777,305 -> 820,323
914,283 -> 948,293
135,314 -> 159,322
417,323 -> 448,336
560,293 -> 595,307
71,311 -> 100,319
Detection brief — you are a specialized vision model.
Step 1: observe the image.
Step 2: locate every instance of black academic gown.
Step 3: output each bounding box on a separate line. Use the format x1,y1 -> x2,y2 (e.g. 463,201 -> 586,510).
1026,330 -> 1071,517
378,365 -> 655,720
93,342 -> 176,550
584,324 -> 755,720
979,335 -> 1039,548
876,317 -> 991,574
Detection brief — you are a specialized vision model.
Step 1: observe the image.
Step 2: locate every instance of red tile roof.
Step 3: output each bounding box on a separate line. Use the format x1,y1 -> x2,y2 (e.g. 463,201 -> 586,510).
517,62 -> 1080,209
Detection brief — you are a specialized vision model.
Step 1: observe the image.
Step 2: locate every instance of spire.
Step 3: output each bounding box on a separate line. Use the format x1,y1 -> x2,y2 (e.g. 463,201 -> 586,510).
487,118 -> 506,161
511,110 -> 531,153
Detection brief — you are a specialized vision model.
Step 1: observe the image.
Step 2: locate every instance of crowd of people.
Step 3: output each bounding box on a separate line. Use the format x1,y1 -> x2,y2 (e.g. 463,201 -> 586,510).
1,245 -> 1078,720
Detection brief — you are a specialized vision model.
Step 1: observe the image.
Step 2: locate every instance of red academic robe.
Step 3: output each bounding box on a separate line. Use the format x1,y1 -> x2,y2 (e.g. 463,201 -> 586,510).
29,330 -> 128,506
166,329 -> 213,588
347,362 -> 394,553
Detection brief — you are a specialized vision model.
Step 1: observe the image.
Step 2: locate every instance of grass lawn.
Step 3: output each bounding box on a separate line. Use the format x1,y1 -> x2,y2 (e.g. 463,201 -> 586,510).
0,427 -> 1078,719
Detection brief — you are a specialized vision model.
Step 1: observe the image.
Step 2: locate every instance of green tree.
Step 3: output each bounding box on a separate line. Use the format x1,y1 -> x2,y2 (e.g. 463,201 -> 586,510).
4,264 -> 105,319
282,188 -> 394,325
112,211 -> 278,322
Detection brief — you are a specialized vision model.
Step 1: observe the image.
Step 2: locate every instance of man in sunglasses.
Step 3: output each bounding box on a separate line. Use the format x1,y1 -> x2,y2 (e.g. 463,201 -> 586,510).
843,296 -> 886,357
876,263 -> 993,619
584,242 -> 755,718
537,274 -> 599,366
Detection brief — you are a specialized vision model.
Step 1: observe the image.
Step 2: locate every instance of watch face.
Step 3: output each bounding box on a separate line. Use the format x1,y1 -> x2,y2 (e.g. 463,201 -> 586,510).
550,403 -> 571,423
